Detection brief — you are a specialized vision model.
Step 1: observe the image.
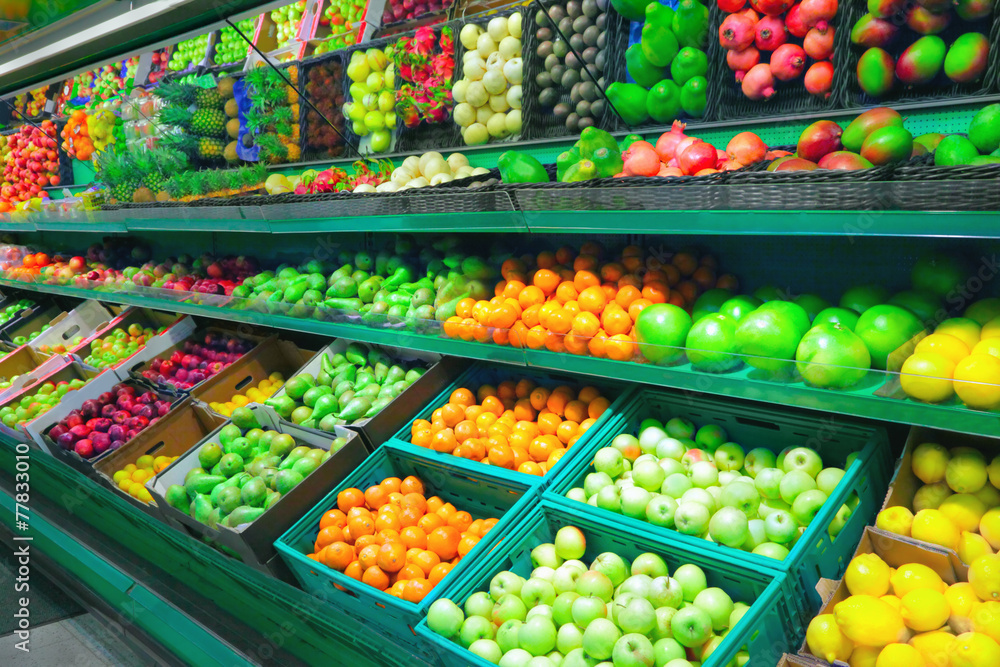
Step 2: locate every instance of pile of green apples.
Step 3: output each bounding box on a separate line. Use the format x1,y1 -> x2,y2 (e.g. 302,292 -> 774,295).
10,323 -> 51,347
428,524 -> 753,666
0,378 -> 89,427
81,323 -> 167,369
564,416 -> 855,560
162,406 -> 347,529
270,1 -> 306,49
169,35 -> 211,71
0,299 -> 34,326
343,47 -> 395,153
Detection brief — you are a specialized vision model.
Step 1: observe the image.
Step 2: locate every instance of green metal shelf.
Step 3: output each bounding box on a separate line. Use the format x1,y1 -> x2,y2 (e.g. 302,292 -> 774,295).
2,207 -> 999,237
5,277 -> 1000,438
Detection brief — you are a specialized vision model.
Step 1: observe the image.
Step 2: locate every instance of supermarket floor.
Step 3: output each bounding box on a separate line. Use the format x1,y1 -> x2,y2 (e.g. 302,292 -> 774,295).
0,614 -> 147,665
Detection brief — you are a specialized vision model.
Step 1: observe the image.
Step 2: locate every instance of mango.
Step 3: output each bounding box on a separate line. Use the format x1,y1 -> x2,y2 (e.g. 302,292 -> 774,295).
969,104 -> 1000,154
956,0 -> 993,19
861,126 -> 914,165
934,135 -> 980,166
858,48 -> 895,97
896,36 -> 946,85
906,6 -> 950,34
914,133 -> 945,151
944,33 -> 989,84
851,13 -> 899,48
868,0 -> 905,17
843,107 -> 903,152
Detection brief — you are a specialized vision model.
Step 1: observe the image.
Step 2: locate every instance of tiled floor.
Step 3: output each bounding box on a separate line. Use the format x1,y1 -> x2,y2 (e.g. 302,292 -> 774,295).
0,614 -> 146,666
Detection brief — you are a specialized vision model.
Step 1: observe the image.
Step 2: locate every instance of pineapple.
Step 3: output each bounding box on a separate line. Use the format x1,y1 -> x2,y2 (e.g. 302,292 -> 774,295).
195,87 -> 225,110
154,81 -> 197,107
197,137 -> 226,159
191,109 -> 226,137
159,105 -> 193,131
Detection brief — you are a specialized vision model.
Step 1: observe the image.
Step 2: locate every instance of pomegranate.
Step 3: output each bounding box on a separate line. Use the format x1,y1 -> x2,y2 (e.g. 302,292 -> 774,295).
727,46 -> 761,79
673,136 -> 703,162
804,61 -> 834,99
654,122 -> 690,162
679,142 -> 720,176
770,43 -> 807,81
718,159 -> 746,171
726,132 -> 769,165
798,0 -> 837,30
804,25 -> 835,60
738,7 -> 760,23
755,15 -> 787,51
797,120 -> 843,162
719,13 -> 756,50
741,63 -> 776,100
718,0 -> 747,10
785,3 -> 809,38
623,144 -> 661,177
658,166 -> 684,177
749,0 -> 794,15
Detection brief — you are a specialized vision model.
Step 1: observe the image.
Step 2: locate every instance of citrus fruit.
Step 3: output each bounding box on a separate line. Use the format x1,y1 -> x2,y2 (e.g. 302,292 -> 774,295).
633,304 -> 692,365
806,613 -> 854,663
967,299 -> 1000,327
876,642 -> 926,667
735,308 -> 804,374
910,509 -> 961,550
948,631 -> 1000,667
795,323 -> 872,388
945,583 -> 980,618
691,288 -> 733,323
900,588 -> 950,632
845,553 -> 892,597
970,554 -> 1000,601
939,493 -> 988,532
935,318 -> 982,349
913,483 -> 953,512
958,532 -> 995,564
889,290 -> 944,323
685,313 -> 740,372
954,354 -> 1000,410
856,305 -> 926,370
911,442 -> 949,484
909,631 -> 956,666
717,296 -> 761,323
946,450 -> 988,493
900,352 -> 955,403
891,562 -> 946,596
794,293 -> 832,321
849,645 -> 880,667
981,508 -> 1000,550
834,595 -> 907,647
916,333 -> 971,364
972,338 -> 1000,359
912,253 -> 969,297
814,306 -> 861,331
875,506 -> 914,537
984,317 -> 1000,340
840,284 -> 889,314
758,300 -> 812,337
971,601 -> 1000,643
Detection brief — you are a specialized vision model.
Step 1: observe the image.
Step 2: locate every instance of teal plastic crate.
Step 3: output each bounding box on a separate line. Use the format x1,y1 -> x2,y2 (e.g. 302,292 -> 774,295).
274,439 -> 538,659
544,387 -> 892,620
416,498 -> 800,667
390,361 -> 634,489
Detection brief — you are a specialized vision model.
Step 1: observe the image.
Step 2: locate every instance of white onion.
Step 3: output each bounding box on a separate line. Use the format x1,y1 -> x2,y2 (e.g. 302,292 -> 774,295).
471,167 -> 490,176
455,165 -> 474,178
409,176 -> 429,188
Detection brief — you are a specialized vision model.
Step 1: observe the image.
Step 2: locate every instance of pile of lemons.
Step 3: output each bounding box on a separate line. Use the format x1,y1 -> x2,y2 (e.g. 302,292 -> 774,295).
208,372 -> 285,417
111,454 -> 178,504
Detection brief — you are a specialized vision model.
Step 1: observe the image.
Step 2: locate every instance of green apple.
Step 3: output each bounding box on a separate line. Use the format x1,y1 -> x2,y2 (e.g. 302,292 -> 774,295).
566,488 -> 587,503
496,619 -> 523,653
639,426 -> 668,454
714,442 -> 745,471
665,418 -> 695,440
427,598 -> 464,637
552,592 -> 579,626
791,489 -> 829,526
828,503 -> 853,538
633,460 -> 667,492
743,518 -> 768,551
752,542 -> 790,559
631,552 -> 669,579
652,606 -> 678,641
645,495 -> 678,528
695,425 -> 727,452
584,472 -> 614,498
781,447 -> 823,477
522,578 -> 557,608
492,593 -> 528,626
620,486 -> 653,520
555,526 -> 586,561
612,434 -> 642,462
571,595 -> 607,628
656,438 -> 686,461
672,564 -> 707,602
518,616 -> 557,656
490,571 -> 525,601
582,618 -> 620,660
617,597 -> 657,635
693,587 -> 734,631
556,622 -> 584,655
553,566 -> 584,594
708,506 -> 749,548
465,591 -> 494,619
670,606 -> 713,648
764,510 -> 798,544
653,638 -> 686,665
754,468 -> 785,500
648,576 -> 683,609
594,448 -> 624,478
612,633 -> 655,667
595,486 -> 621,513
590,552 -> 628,588
469,638 -> 503,663
662,473 -> 693,499
680,488 -> 716,513
531,544 -> 564,570
498,648 -> 533,667
689,461 -> 719,488
779,470 -> 817,504
576,571 -> 614,602
757,497 -> 791,519
720,481 -> 761,519
459,615 -> 494,647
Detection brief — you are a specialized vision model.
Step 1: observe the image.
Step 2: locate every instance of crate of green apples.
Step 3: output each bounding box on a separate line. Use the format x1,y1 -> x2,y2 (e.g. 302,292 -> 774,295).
0,345 -> 69,401
0,302 -> 65,345
417,499 -> 800,667
0,360 -> 98,445
147,403 -> 367,575
546,386 -> 893,615
0,298 -> 36,330
265,339 -> 463,450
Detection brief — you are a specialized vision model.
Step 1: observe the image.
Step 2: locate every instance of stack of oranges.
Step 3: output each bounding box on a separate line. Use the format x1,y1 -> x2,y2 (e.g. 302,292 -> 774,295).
408,379 -> 612,476
441,241 -> 735,362
307,474 -> 499,603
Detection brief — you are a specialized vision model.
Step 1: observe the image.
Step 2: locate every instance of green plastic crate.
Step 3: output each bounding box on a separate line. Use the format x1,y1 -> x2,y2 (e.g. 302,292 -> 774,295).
544,386 -> 892,620
416,499 -> 800,667
274,439 -> 538,659
390,361 -> 635,489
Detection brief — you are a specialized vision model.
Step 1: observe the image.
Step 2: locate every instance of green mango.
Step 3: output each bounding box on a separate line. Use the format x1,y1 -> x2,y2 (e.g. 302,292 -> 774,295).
944,33 -> 989,85
842,107 -> 903,153
857,48 -> 895,97
934,135 -> 980,166
968,104 -> 1000,154
896,36 -> 946,85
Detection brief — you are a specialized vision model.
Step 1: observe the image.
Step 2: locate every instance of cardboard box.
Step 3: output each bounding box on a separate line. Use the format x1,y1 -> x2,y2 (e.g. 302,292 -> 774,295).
66,305 -> 183,356
94,398 -> 227,524
73,311 -> 197,376
28,300 -> 113,355
0,302 -> 66,344
268,339 -> 464,450
192,337 -> 313,406
0,361 -> 100,446
881,425 -> 1000,563
147,404 -> 368,577
0,345 -> 69,401
799,526 -> 967,663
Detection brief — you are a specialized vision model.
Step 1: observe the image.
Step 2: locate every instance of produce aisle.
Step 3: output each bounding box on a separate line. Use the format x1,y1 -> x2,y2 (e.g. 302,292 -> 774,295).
2,0 -> 1000,666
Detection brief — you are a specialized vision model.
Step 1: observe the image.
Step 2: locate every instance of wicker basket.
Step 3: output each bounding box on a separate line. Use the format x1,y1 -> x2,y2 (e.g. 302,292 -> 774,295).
298,50 -> 353,161
340,36 -> 402,155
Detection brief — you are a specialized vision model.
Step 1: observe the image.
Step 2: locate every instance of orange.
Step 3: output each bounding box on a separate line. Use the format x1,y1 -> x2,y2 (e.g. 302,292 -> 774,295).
536,250 -> 557,269
642,281 -> 670,303
529,435 -> 562,461
717,273 -> 739,290
354,534 -> 377,552
449,388 -> 475,407
376,542 -> 406,573
501,258 -> 526,279
455,298 -> 476,319
573,254 -> 598,272
448,511 -> 473,532
488,443 -> 515,469
588,396 -> 611,419
412,550 -> 440,575
344,560 -> 363,581
475,411 -> 498,432
605,334 -> 635,361
509,321 -> 529,348
337,488 -> 365,513
676,281 -> 698,305
533,269 -> 561,294
557,420 -> 580,444
514,378 -> 536,398
442,316 -> 462,339
529,387 -> 551,411
628,298 -> 652,322
457,534 -> 481,558
429,562 -> 454,585
403,578 -> 433,602
602,305 -> 633,336
428,526 -> 461,560
588,330 -> 608,358
546,388 -> 572,415
396,563 -> 424,582
693,266 -> 716,290
615,285 -> 641,308
915,333 -> 971,365
548,448 -> 567,467
545,308 -> 573,334
618,274 -> 642,290
431,429 -> 457,453
673,252 -> 698,276
563,300 -> 581,316
319,509 -> 348,530
668,291 -> 686,308
321,542 -> 355,571
556,281 -> 579,304
578,286 -> 607,314
418,513 -> 445,534
519,285 -> 545,310
454,420 -> 478,443
381,477 -> 402,494
375,513 -> 400,532
400,476 -> 424,495
564,399 -> 588,423
511,446 -> 531,469
601,263 -> 625,283
564,334 -> 590,356
498,384 -> 517,403
519,461 -> 544,475
538,411 -> 562,435
358,544 -> 381,569
571,311 -> 601,337
362,566 -> 390,590
490,304 -> 519,329
364,485 -> 389,510
401,493 -> 427,513
479,395 -> 503,417
440,403 -> 465,427
503,280 -> 526,299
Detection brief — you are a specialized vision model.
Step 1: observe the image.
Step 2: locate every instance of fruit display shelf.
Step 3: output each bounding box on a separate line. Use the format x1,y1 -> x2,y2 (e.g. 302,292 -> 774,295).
3,277 -> 1000,441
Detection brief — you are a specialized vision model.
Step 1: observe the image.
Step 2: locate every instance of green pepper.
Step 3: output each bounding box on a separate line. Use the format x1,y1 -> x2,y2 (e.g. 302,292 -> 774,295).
641,4 -> 679,67
626,43 -> 666,88
497,151 -> 549,183
607,82 -> 650,127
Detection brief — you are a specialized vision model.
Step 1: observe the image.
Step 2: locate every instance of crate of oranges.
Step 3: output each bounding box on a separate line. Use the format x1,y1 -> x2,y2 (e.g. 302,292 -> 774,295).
391,363 -> 631,487
275,439 -> 538,656
94,398 -> 226,523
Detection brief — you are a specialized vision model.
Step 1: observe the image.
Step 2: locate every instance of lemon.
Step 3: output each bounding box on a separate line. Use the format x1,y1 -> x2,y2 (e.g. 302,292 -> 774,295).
981,508 -> 1000,550
913,483 -> 953,512
917,333 -> 971,364
881,595 -> 902,611
269,371 -> 285,382
972,338 -> 1000,359
807,613 -> 855,663
130,469 -> 149,484
947,451 -> 989,494
124,463 -> 137,473
971,601 -> 1000,643
911,509 -> 961,551
957,532 -> 995,564
876,643 -> 926,667
949,631 -> 1000,667
973,483 -> 1000,509
245,388 -> 264,403
946,582 -> 982,617
232,394 -> 250,407
936,318 -> 982,349
846,553 -> 893,597
911,442 -> 950,484
850,645 -> 881,667
835,595 -> 908,648
117,478 -> 133,492
970,554 -> 1000,602
900,352 -> 956,403
891,563 -> 945,597
954,354 -> 1000,411
900,589 -> 950,632
877,507 -> 914,537
940,494 -> 989,532
128,484 -> 143,499
909,631 -> 956,667
136,487 -> 153,503
112,470 -> 129,484
136,454 -> 154,469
